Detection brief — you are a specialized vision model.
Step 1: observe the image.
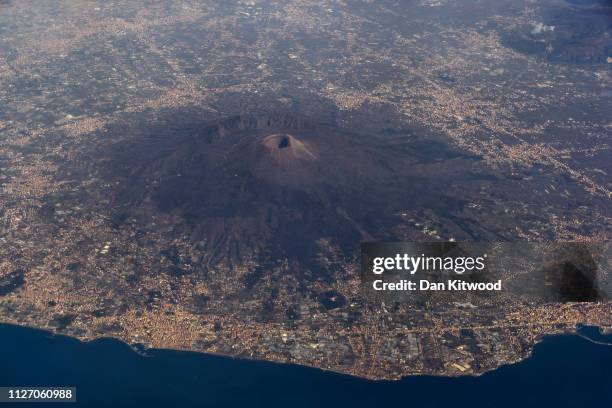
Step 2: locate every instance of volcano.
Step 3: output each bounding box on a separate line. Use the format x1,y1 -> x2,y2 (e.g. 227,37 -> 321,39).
99,111 -> 470,280
101,113 -> 377,274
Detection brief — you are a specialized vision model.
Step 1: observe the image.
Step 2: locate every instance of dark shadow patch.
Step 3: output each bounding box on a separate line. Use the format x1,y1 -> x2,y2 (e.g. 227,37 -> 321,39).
285,305 -> 300,320
0,269 -> 25,296
318,290 -> 347,310
49,314 -> 75,330
558,261 -> 600,301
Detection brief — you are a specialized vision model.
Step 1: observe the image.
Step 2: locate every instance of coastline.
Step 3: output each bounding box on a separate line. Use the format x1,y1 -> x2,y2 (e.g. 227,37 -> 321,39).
1,320 -> 609,382
3,321 -> 611,407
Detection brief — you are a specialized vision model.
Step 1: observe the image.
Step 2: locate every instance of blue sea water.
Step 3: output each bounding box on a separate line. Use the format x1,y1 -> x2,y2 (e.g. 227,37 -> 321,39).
0,323 -> 610,408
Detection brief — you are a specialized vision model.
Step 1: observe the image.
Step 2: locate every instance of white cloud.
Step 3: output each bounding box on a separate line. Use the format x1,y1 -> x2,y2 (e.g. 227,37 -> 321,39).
531,22 -> 555,35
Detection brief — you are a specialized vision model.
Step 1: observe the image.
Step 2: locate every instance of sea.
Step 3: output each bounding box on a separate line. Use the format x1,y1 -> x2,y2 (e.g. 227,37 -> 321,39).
0,323 -> 610,407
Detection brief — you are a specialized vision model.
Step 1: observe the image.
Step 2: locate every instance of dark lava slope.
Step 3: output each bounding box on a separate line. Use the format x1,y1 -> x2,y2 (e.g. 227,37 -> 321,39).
100,112 -> 472,276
